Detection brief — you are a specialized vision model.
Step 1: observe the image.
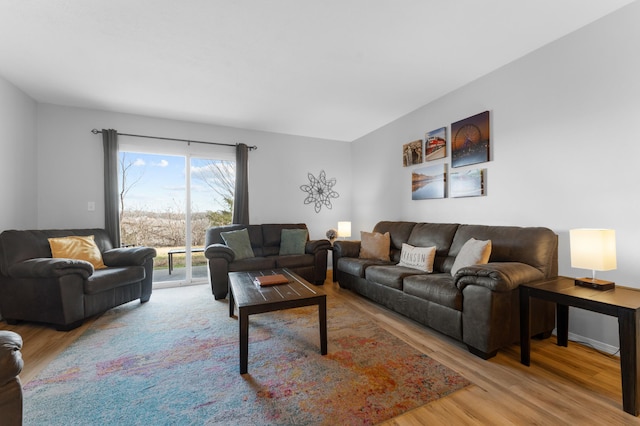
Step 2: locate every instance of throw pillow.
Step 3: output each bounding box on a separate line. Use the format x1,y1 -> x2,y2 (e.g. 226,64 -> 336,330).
450,238 -> 492,276
48,235 -> 106,270
220,228 -> 255,260
397,243 -> 436,272
359,231 -> 391,261
279,228 -> 308,255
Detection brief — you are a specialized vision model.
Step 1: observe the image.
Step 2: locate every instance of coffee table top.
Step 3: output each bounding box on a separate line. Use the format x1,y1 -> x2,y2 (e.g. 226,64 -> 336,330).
229,268 -> 326,308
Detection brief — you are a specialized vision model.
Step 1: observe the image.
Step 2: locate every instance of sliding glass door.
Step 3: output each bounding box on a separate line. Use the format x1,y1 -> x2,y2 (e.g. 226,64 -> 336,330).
118,150 -> 234,287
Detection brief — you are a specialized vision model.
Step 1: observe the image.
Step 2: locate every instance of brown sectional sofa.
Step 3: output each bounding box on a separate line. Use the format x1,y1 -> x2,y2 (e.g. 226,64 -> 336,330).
204,223 -> 331,299
333,221 -> 558,359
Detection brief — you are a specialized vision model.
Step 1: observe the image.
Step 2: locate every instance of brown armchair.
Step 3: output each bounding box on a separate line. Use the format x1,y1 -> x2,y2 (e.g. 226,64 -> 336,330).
0,330 -> 23,426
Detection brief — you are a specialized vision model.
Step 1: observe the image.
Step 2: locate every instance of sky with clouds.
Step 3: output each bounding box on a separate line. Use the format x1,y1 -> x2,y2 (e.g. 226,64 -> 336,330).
119,152 -> 231,214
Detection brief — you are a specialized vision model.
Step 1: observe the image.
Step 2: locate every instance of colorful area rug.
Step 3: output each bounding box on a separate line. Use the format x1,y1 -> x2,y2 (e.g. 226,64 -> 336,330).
24,284 -> 470,425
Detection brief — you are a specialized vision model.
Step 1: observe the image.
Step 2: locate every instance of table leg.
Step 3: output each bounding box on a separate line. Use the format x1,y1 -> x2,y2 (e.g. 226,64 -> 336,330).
168,253 -> 173,275
557,304 -> 569,347
229,286 -> 235,318
319,297 -> 327,355
519,287 -> 531,366
618,309 -> 639,416
240,308 -> 248,374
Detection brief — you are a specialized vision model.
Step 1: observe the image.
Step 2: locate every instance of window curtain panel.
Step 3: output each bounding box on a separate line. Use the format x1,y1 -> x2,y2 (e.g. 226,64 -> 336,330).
232,143 -> 250,225
102,129 -> 121,247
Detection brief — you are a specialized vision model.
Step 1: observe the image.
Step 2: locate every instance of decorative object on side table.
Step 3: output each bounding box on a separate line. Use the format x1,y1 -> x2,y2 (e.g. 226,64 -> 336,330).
326,228 -> 337,244
570,228 -> 617,290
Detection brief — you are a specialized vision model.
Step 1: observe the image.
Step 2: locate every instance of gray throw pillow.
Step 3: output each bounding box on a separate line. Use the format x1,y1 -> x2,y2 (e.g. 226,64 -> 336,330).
279,228 -> 308,255
220,228 -> 255,260
450,237 -> 492,276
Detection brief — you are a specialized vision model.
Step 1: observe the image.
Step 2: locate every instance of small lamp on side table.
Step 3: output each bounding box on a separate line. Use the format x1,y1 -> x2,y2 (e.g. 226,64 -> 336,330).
337,221 -> 351,240
569,228 -> 617,290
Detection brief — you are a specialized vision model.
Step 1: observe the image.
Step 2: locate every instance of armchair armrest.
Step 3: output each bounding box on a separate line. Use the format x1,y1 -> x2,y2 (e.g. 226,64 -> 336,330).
8,258 -> 93,279
333,240 -> 361,258
0,331 -> 23,385
204,243 -> 235,262
455,262 -> 545,292
305,239 -> 332,254
102,247 -> 157,267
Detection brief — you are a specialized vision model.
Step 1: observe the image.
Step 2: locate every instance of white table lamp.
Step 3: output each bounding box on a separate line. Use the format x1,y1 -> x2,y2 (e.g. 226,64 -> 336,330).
337,221 -> 351,239
569,228 -> 617,290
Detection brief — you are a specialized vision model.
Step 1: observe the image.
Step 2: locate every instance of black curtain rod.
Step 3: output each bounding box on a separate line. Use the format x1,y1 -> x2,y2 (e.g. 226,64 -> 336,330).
91,129 -> 257,150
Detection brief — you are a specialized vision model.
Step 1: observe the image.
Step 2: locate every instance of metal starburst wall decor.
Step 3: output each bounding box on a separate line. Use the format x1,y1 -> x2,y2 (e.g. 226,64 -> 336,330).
300,170 -> 339,213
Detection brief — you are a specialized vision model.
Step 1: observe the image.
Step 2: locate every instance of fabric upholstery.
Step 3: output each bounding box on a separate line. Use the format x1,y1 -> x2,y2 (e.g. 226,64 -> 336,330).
48,235 -> 107,270
397,243 -> 436,272
279,228 -> 308,255
220,228 -> 255,260
359,231 -> 390,261
450,238 -> 492,276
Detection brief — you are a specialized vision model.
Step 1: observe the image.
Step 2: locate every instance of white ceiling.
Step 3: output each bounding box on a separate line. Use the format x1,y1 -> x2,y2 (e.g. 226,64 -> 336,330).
0,1 -> 635,141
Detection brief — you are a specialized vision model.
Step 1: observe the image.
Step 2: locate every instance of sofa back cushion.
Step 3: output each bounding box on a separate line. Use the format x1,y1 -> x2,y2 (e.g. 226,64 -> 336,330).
445,225 -> 558,278
372,221 -> 416,262
205,224 -> 264,256
407,223 -> 459,272
0,229 -> 113,276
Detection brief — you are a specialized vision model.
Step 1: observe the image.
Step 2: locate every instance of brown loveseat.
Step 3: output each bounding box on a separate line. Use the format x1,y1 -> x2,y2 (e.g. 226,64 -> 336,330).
204,223 -> 331,299
333,221 -> 558,359
0,228 -> 156,330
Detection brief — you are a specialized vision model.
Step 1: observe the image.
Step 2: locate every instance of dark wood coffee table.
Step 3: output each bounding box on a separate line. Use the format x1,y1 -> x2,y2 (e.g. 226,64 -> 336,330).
228,268 -> 327,374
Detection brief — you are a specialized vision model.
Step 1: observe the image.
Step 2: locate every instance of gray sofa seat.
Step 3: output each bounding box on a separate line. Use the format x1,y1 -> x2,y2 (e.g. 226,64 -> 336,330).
0,228 -> 156,330
204,223 -> 331,299
333,221 -> 558,359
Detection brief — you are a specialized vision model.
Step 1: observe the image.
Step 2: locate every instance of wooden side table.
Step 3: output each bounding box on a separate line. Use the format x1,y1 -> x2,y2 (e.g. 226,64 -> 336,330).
520,276 -> 640,416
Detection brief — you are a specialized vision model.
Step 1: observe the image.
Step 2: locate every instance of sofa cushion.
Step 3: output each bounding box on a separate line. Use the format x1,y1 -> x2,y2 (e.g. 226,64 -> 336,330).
365,265 -> 425,291
84,266 -> 145,294
450,238 -> 492,276
279,229 -> 308,255
48,235 -> 106,270
221,228 -> 255,260
276,254 -> 315,269
372,221 -> 416,262
337,257 -> 392,278
229,256 -> 277,272
359,231 -> 390,261
398,244 -> 436,272
403,274 -> 462,311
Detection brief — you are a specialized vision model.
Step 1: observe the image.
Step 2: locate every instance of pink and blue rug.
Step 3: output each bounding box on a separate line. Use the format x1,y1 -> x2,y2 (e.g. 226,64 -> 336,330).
24,284 -> 470,425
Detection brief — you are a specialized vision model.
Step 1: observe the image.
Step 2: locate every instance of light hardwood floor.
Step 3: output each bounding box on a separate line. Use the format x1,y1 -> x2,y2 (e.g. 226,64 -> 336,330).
2,276 -> 639,425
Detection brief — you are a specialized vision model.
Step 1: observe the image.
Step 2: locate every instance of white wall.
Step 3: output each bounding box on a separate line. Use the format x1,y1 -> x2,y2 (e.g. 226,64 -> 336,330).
36,104 -> 352,240
351,2 -> 640,350
0,76 -> 37,230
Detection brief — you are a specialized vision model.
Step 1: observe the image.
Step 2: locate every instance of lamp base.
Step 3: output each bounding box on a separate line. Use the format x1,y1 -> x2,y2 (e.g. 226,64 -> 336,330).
574,277 -> 615,291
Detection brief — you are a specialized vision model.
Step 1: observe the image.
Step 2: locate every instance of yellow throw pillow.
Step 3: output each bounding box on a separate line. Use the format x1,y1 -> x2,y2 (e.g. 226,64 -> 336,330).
48,235 -> 106,270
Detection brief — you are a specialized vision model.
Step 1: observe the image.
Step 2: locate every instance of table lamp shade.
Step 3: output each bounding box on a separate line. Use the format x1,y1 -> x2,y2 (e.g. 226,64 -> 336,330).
569,228 -> 617,271
337,221 -> 351,238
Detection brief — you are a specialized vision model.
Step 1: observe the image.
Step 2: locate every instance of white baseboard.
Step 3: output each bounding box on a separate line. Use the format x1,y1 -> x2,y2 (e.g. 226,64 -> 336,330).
565,331 -> 620,356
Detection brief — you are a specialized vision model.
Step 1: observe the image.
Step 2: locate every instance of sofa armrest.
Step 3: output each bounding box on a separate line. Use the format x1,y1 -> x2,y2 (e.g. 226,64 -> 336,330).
7,258 -> 93,279
204,243 -> 235,262
102,247 -> 157,267
305,239 -> 332,254
0,331 -> 23,385
333,240 -> 361,259
455,262 -> 545,292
